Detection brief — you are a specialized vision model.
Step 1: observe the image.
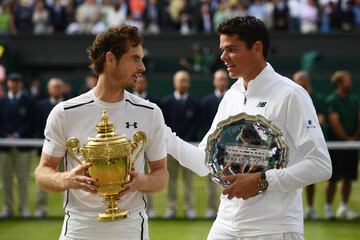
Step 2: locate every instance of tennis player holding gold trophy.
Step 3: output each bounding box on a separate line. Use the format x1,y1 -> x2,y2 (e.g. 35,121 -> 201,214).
66,110 -> 146,221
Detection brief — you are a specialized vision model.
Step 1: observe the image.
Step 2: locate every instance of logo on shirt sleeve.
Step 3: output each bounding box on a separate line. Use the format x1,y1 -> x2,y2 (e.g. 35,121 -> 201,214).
306,120 -> 316,129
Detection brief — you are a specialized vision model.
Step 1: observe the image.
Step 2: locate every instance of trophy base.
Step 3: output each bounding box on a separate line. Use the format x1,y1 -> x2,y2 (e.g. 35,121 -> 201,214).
97,208 -> 129,222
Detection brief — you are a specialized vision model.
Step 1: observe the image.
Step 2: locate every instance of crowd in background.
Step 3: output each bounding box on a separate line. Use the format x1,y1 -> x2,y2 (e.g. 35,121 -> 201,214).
0,66 -> 358,221
0,0 -> 360,35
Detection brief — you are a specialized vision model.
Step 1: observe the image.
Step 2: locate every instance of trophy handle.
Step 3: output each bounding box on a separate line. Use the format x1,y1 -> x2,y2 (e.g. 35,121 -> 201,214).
66,137 -> 84,165
130,131 -> 147,169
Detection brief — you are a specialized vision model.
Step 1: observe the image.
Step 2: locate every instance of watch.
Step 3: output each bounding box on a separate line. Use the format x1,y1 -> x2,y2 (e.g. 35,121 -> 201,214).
258,171 -> 268,192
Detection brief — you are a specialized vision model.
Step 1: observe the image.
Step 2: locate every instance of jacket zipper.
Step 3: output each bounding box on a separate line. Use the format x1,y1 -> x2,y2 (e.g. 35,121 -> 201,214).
243,92 -> 247,105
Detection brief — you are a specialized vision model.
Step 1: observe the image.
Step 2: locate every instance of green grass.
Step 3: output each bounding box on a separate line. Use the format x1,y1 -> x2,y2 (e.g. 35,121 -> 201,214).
0,219 -> 360,240
0,152 -> 359,239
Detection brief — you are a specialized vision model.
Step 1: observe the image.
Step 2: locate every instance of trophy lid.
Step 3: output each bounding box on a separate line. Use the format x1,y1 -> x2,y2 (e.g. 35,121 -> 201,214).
87,110 -> 129,145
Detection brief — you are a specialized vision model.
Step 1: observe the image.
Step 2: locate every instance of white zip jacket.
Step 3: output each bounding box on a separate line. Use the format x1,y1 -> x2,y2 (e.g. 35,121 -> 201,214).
166,63 -> 332,236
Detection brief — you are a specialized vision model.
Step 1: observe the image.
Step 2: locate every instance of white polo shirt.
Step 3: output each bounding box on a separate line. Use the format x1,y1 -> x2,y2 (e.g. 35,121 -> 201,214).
166,63 -> 331,237
43,89 -> 166,216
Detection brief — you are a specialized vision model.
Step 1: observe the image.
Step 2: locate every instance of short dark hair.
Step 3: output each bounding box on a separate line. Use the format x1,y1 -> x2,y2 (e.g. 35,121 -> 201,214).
87,24 -> 143,74
7,72 -> 23,82
217,16 -> 270,59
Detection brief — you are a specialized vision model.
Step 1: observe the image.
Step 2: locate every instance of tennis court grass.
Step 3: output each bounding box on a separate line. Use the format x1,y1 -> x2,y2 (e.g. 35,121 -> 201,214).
0,218 -> 359,240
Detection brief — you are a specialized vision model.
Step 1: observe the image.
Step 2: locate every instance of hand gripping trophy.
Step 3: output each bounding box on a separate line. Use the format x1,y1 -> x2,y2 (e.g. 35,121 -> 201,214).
66,110 -> 147,221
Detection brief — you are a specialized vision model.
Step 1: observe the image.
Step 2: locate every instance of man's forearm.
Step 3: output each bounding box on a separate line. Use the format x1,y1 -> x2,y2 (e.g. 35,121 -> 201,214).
35,166 -> 67,192
137,167 -> 169,193
165,126 -> 210,176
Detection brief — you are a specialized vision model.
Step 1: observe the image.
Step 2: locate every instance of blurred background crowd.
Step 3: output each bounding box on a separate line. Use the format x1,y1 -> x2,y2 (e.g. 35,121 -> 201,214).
1,0 -> 360,36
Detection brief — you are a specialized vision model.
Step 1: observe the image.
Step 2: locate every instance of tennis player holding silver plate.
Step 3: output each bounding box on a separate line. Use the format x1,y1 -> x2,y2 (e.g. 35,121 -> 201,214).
205,113 -> 288,190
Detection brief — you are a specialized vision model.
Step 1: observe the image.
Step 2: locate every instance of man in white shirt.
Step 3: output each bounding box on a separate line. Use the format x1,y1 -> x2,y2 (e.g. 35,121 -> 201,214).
35,24 -> 168,240
166,16 -> 331,240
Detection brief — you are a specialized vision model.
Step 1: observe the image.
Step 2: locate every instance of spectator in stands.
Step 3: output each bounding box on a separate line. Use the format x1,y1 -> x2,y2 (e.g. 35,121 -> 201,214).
99,0 -> 115,29
49,0 -> 68,32
0,73 -> 36,218
223,0 -> 248,21
354,0 -> 360,29
161,70 -> 200,219
0,1 -> 18,35
293,70 -> 327,220
212,1 -> 227,31
107,0 -> 129,27
273,0 -> 289,31
35,77 -> 65,218
33,0 -> 54,34
299,0 -> 319,33
339,0 -> 355,31
288,0 -> 301,32
68,0 -> 100,34
325,70 -> 360,220
13,0 -> 34,33
143,0 -> 162,34
201,69 -> 229,219
80,71 -> 98,93
197,1 -> 213,34
0,65 -> 5,97
29,78 -> 46,100
62,79 -> 74,100
248,0 -> 272,29
132,74 -> 158,104
65,0 -> 77,26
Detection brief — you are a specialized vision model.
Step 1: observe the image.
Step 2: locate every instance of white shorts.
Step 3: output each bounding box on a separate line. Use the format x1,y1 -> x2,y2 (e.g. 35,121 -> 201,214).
207,221 -> 304,240
59,210 -> 148,240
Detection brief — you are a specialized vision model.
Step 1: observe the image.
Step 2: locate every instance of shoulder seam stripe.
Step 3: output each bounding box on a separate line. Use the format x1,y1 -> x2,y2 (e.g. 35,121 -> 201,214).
64,100 -> 94,110
125,99 -> 154,110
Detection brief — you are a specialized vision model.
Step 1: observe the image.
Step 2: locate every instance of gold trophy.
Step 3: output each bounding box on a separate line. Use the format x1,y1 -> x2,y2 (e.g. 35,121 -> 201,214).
66,110 -> 147,221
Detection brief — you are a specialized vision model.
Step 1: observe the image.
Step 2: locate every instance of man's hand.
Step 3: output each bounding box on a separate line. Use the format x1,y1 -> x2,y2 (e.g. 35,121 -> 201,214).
222,172 -> 261,200
62,163 -> 98,194
121,170 -> 149,194
119,158 -> 168,197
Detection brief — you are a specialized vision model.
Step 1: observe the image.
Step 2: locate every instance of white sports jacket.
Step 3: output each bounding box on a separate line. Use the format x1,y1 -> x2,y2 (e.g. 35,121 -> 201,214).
166,63 -> 332,236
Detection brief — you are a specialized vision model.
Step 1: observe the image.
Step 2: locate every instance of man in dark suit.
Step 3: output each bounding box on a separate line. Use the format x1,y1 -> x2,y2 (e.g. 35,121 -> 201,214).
132,74 -> 158,105
0,73 -> 36,218
201,69 -> 229,218
161,70 -> 200,219
35,77 -> 65,218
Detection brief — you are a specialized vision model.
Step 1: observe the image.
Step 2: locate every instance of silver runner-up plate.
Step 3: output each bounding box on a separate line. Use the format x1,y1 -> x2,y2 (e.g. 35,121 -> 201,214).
205,113 -> 288,188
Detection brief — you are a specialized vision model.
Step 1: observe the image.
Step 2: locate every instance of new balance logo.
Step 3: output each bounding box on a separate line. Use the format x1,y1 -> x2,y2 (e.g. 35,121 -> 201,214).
257,102 -> 267,107
126,122 -> 138,128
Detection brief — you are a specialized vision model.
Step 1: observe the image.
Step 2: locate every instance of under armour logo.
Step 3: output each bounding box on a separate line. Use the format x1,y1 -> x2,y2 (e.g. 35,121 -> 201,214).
126,122 -> 138,128
257,102 -> 267,107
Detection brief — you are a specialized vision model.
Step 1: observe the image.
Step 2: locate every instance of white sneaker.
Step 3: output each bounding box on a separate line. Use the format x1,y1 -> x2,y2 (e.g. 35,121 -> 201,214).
305,207 -> 319,220
336,206 -> 359,220
185,208 -> 196,219
163,208 -> 176,219
0,208 -> 13,219
20,209 -> 32,219
205,208 -> 216,219
147,209 -> 156,219
35,208 -> 47,218
324,206 -> 335,220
